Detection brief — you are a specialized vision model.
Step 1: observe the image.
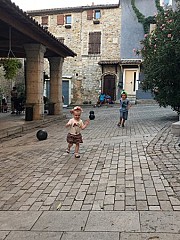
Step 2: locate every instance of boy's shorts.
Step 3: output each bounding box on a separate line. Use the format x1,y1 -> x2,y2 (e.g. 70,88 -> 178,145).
120,110 -> 128,120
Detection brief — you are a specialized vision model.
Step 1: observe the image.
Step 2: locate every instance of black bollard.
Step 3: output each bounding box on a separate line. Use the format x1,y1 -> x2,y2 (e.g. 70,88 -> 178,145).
89,110 -> 95,120
36,130 -> 48,141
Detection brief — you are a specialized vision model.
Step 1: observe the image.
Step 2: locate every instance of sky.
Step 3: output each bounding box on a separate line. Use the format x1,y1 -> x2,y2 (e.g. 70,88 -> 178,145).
12,0 -> 119,11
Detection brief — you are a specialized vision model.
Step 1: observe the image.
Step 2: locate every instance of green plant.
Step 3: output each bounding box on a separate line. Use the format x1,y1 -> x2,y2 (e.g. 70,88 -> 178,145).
0,58 -> 22,80
155,0 -> 164,13
131,0 -> 162,33
131,0 -> 145,24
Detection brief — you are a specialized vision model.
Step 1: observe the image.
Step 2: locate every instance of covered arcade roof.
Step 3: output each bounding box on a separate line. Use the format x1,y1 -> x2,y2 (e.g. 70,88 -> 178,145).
0,0 -> 76,58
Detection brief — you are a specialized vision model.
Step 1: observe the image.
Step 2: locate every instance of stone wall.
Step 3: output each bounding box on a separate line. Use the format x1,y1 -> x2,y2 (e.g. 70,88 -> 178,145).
121,0 -> 157,59
33,5 -> 121,104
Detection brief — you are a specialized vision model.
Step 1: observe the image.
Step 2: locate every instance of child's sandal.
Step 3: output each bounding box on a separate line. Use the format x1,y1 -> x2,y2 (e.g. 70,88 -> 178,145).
75,154 -> 80,158
66,149 -> 70,153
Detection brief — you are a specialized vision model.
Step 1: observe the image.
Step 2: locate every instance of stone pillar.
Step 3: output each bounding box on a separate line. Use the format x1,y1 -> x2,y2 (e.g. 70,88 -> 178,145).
48,57 -> 64,115
24,44 -> 46,120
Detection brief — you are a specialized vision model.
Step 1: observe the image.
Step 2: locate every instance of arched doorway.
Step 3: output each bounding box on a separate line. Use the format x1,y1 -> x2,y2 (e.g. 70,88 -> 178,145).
103,74 -> 116,101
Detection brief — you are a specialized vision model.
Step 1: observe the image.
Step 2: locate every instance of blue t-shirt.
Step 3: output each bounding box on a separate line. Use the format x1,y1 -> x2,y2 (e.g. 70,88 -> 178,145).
120,98 -> 129,111
99,94 -> 105,101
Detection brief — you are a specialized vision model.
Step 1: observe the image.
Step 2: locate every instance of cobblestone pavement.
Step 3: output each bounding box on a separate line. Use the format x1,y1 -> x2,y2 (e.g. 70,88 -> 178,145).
0,104 -> 180,239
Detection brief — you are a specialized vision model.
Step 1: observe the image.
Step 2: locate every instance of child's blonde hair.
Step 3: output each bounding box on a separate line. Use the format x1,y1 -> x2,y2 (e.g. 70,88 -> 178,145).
70,106 -> 83,114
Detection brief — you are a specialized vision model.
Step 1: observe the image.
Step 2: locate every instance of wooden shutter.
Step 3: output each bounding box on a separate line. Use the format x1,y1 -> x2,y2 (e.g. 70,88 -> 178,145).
57,14 -> 64,25
88,32 -> 94,54
88,32 -> 101,54
41,16 -> 48,25
87,9 -> 93,20
94,32 -> 101,54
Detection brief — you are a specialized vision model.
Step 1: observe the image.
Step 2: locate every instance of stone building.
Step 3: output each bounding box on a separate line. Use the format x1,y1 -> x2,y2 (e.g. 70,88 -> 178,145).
28,3 -> 121,105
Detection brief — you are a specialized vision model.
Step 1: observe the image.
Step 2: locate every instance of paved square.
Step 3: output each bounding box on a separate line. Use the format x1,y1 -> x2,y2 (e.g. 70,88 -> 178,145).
0,104 -> 179,237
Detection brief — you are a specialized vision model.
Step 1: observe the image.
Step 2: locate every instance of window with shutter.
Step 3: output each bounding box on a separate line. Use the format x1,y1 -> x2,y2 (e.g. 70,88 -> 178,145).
57,14 -> 64,25
87,9 -> 93,20
41,16 -> 48,25
88,32 -> 101,54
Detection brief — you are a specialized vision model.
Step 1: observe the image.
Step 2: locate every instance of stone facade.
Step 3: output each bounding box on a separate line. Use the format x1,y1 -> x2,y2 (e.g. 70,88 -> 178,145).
30,4 -> 121,104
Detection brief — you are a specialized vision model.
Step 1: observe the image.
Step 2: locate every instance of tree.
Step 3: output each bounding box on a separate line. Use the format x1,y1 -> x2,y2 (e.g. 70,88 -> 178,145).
139,6 -> 180,114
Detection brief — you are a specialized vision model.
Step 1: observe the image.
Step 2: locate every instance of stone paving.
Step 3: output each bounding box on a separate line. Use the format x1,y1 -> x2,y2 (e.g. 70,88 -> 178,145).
0,104 -> 180,239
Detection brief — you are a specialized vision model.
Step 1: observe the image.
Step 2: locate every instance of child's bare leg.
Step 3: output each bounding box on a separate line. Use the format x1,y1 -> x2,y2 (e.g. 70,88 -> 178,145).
122,119 -> 125,127
118,117 -> 122,126
67,143 -> 73,153
75,143 -> 80,158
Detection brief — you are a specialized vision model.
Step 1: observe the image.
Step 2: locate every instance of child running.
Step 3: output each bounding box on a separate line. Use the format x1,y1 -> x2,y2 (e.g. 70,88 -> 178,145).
65,106 -> 90,158
117,91 -> 131,128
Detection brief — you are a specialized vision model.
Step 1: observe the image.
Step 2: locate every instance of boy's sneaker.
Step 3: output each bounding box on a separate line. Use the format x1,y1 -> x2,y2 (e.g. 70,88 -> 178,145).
117,122 -> 121,127
122,124 -> 125,128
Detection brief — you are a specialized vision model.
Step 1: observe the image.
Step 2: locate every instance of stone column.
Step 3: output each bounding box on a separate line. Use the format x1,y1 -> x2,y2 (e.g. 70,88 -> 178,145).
24,44 -> 46,120
48,57 -> 64,115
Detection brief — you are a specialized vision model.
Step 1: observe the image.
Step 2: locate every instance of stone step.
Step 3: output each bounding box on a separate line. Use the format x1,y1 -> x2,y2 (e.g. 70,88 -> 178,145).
171,121 -> 180,136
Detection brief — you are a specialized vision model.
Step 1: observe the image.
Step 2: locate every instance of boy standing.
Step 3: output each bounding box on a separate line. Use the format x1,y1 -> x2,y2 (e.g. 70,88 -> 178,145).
117,91 -> 131,127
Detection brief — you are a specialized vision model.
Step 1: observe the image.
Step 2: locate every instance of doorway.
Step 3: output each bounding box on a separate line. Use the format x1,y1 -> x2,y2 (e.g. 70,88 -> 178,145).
124,70 -> 137,95
62,80 -> 70,106
103,74 -> 116,101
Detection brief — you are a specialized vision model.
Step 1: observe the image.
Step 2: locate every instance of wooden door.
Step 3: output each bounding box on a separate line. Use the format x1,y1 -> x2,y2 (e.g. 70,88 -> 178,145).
103,75 -> 116,100
124,70 -> 137,95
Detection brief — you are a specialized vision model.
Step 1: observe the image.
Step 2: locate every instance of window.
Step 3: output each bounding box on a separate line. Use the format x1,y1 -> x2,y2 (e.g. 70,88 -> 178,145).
41,16 -> 48,25
150,24 -> 156,33
133,72 -> 136,92
88,32 -> 101,54
94,10 -> 101,19
65,15 -> 72,25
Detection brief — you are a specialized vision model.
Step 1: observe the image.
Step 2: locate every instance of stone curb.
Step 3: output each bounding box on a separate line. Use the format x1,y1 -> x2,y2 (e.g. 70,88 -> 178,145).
0,115 -> 66,140
172,121 -> 180,136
